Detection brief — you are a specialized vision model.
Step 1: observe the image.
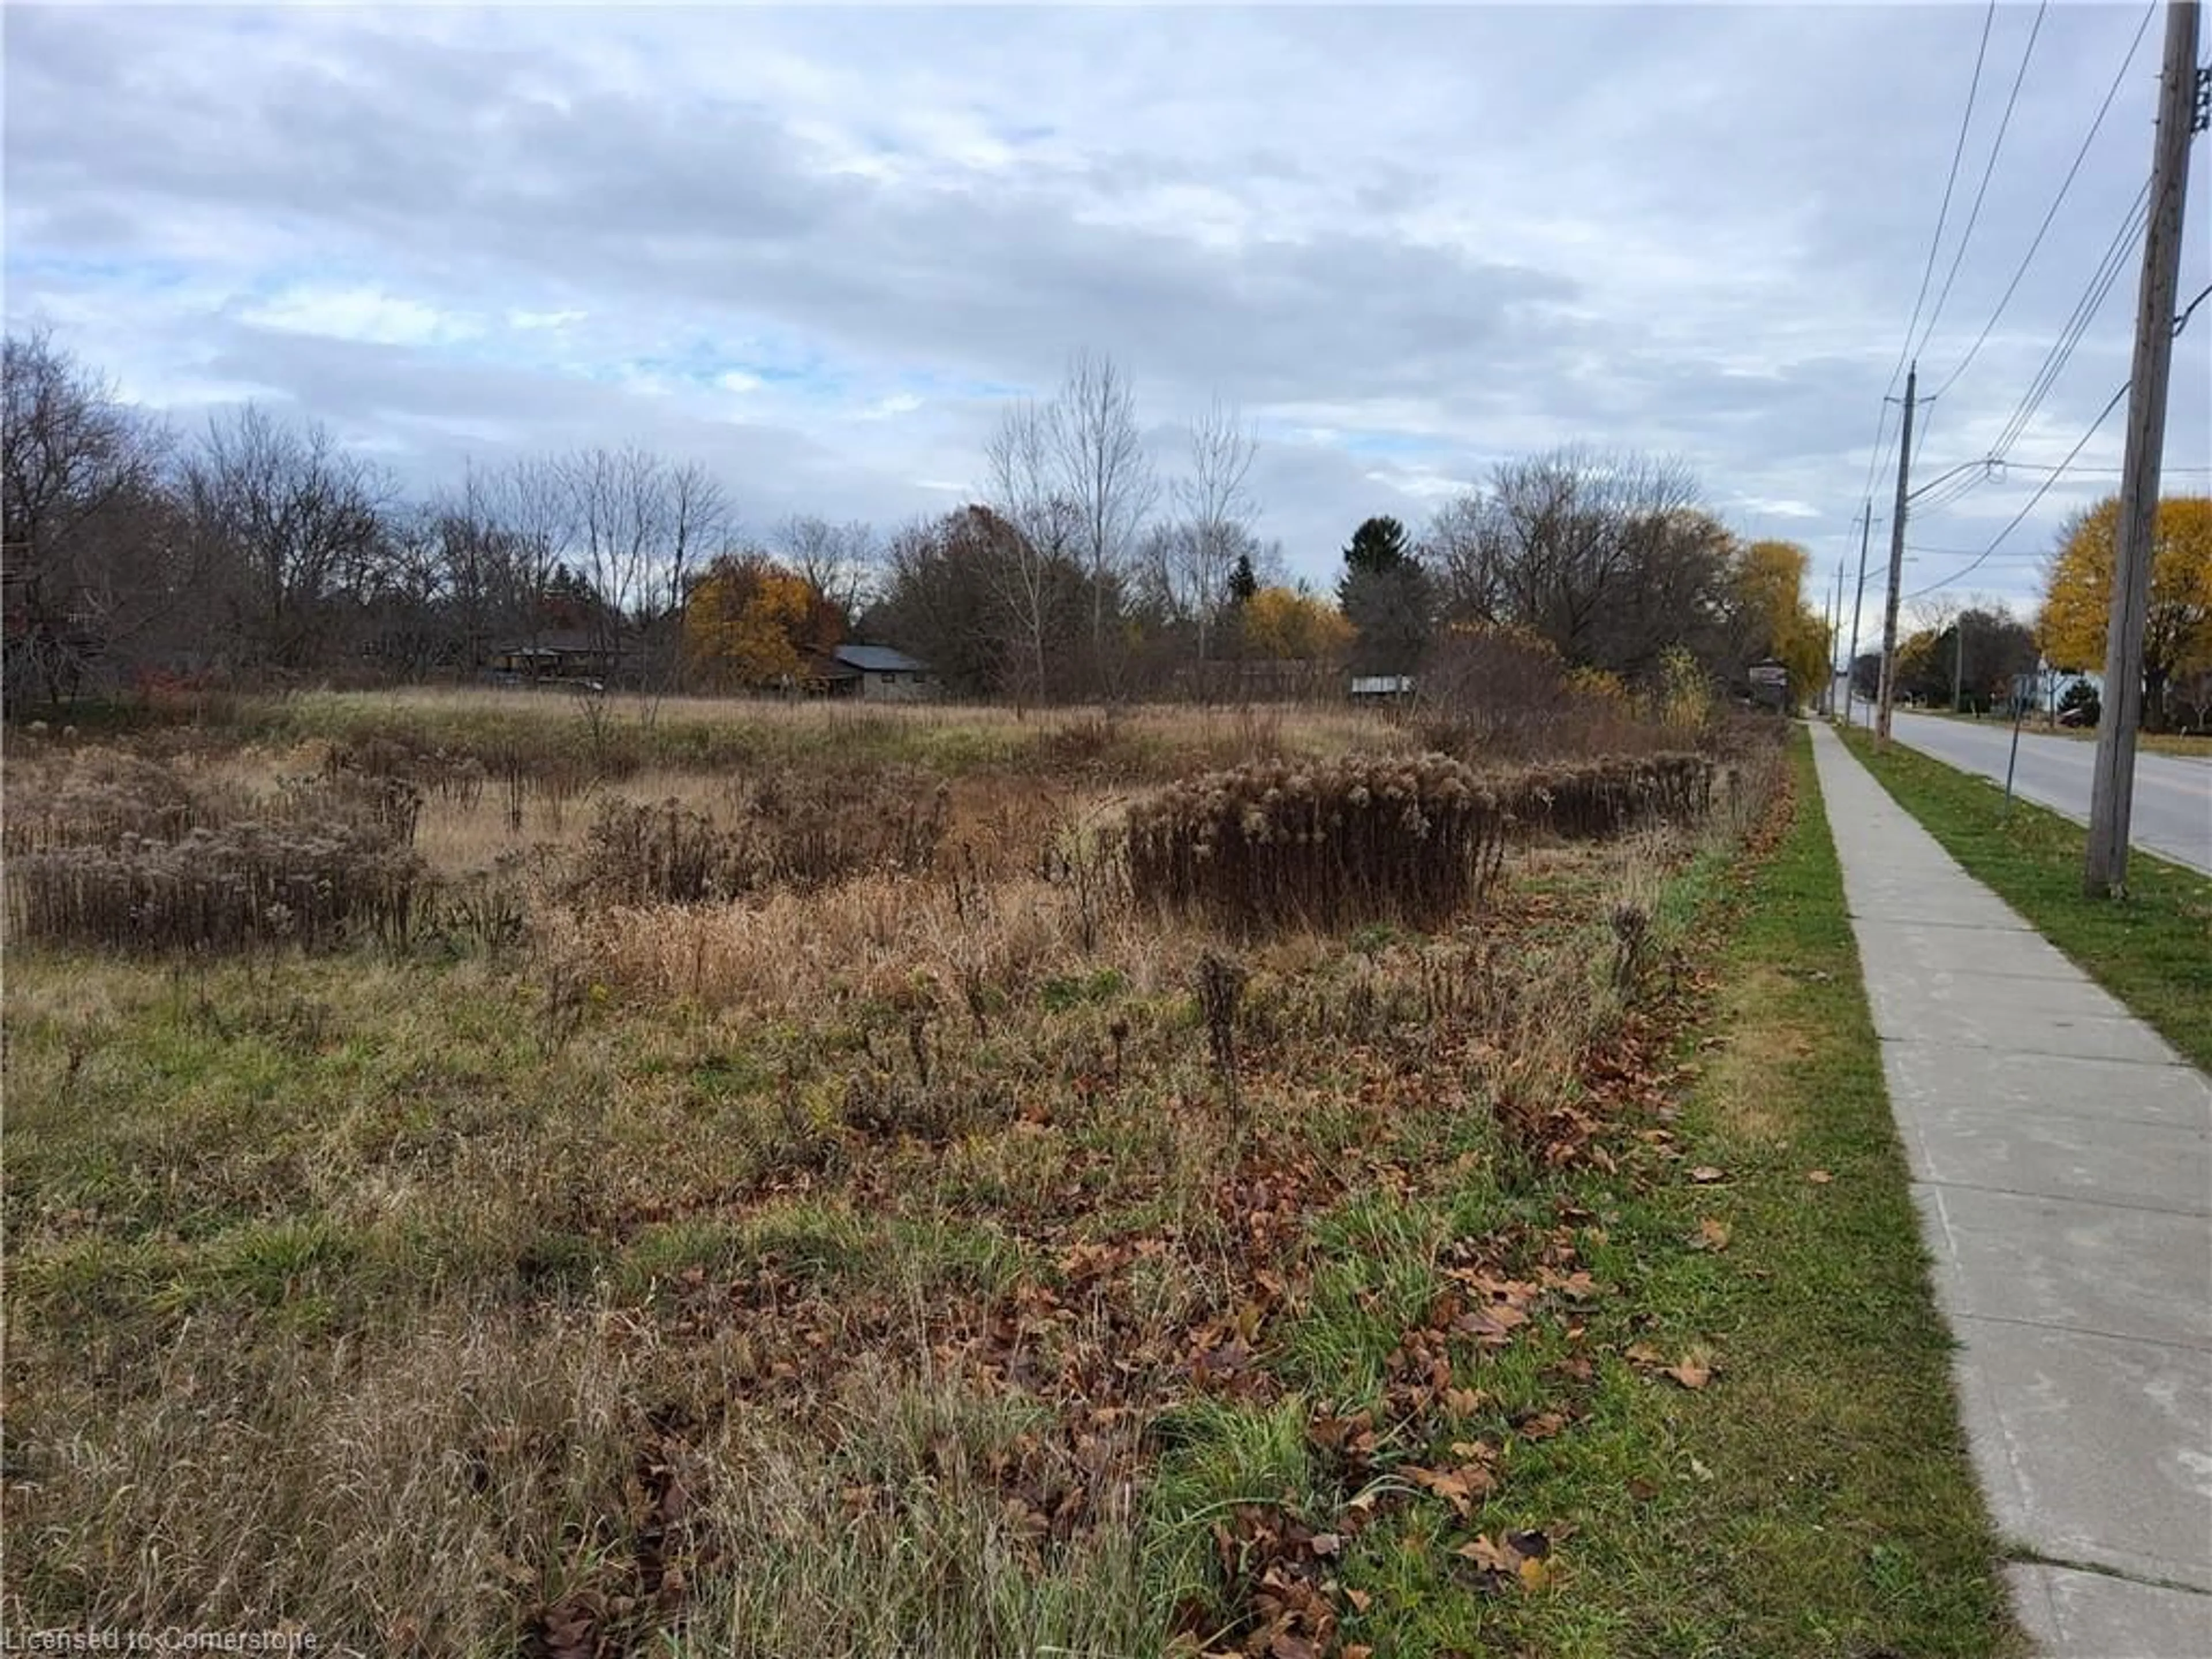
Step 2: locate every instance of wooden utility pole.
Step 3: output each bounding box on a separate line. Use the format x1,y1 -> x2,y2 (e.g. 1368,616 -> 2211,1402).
1830,559 -> 1845,715
1844,503 -> 1873,728
1952,609 -> 1967,714
1876,366 -> 1917,743
2085,0 -> 2200,897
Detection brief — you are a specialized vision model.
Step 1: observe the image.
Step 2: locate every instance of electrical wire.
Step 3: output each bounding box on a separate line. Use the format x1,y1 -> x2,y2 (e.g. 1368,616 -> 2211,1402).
1987,182 -> 2149,460
1904,378 -> 2130,600
1927,3 -> 2155,402
2176,282 -> 2212,340
1912,0 -> 2050,366
1851,3 -> 1995,565
1884,0 -> 1999,402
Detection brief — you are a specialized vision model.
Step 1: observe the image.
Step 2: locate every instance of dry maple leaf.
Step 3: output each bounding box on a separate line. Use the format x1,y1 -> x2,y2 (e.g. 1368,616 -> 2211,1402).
1661,1356 -> 1713,1390
1456,1534 -> 1517,1573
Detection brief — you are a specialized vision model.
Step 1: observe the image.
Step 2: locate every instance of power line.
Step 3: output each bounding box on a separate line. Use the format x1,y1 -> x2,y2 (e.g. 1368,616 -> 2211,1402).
1857,402 -> 1896,527
1905,378 -> 2130,600
1887,0 -> 2000,402
1926,2 -> 2157,402
1912,0 -> 2050,365
1987,181 -> 2149,460
2175,282 -> 2212,340
1979,459 -> 2212,476
1849,2 -> 1995,601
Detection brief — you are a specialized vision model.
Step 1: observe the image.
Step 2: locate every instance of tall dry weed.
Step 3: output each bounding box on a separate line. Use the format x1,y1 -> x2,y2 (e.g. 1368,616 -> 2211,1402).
1127,752 -> 1512,935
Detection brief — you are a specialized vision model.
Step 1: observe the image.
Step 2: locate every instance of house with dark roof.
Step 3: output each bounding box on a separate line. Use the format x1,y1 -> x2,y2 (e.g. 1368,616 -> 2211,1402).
485,628 -> 626,685
813,643 -> 933,702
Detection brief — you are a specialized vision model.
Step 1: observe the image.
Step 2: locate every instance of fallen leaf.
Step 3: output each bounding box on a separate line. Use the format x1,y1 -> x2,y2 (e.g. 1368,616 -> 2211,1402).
1344,1588 -> 1373,1614
1456,1535 -> 1516,1573
1627,1476 -> 1660,1502
1519,1554 -> 1552,1591
1807,1169 -> 1833,1184
1692,1217 -> 1731,1251
1690,1165 -> 1726,1184
1622,1342 -> 1665,1367
1309,1532 -> 1342,1558
1662,1357 -> 1712,1390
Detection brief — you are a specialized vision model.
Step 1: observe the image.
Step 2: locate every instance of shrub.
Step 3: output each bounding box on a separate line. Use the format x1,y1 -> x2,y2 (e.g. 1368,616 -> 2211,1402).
5,753 -> 428,953
1126,753 -> 1511,935
569,770 -> 952,906
1496,753 -> 1715,841
7,822 -> 425,952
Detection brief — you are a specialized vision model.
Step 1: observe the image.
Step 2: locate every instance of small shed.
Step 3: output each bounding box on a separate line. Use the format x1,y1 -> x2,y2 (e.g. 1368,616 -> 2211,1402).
827,643 -> 931,702
1349,673 -> 1416,703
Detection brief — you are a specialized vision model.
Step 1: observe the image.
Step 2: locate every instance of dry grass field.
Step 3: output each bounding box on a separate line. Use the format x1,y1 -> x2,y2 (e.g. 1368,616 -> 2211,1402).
2,691 -> 2018,1657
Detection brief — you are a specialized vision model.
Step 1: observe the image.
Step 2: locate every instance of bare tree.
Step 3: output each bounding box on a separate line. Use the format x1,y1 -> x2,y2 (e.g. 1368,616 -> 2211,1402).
985,400 -> 1081,703
662,461 -> 729,618
561,445 -> 672,679
1049,350 -> 1157,696
2,329 -> 172,700
772,513 -> 876,620
656,461 -> 732,690
1427,448 -> 1718,680
1161,396 -> 1259,666
487,455 -> 575,644
180,404 -> 393,676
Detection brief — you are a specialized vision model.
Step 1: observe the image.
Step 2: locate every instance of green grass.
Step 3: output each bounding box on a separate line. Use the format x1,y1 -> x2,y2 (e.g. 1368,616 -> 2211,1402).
6,728 -> 2026,1653
1843,726 -> 2212,1071
1128,734 -> 2023,1657
1297,731 -> 2025,1657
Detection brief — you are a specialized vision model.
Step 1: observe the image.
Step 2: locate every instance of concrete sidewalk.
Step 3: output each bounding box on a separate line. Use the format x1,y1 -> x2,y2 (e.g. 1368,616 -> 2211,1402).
1808,723 -> 2212,1658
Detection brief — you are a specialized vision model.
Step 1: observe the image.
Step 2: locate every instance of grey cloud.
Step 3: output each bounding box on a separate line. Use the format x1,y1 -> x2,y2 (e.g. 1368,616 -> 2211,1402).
6,1 -> 2206,607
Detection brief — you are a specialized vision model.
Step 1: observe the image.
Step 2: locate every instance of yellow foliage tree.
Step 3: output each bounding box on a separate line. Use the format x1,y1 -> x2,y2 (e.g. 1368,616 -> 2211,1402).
684,555 -> 841,689
1240,586 -> 1355,661
2038,495 -> 2212,726
1731,539 -> 1828,704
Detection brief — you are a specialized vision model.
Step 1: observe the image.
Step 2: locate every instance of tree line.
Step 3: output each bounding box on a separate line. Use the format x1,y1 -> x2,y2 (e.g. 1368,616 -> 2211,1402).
5,328 -> 1836,711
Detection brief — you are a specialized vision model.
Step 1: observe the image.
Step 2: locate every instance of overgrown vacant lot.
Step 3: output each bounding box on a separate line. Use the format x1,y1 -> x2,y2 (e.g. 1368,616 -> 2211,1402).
3,695 -> 2014,1656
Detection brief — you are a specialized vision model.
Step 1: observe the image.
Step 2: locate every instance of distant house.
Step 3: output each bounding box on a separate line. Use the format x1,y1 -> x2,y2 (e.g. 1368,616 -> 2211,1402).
814,643 -> 932,702
1349,673 -> 1416,703
2013,664 -> 2101,719
485,630 -> 623,685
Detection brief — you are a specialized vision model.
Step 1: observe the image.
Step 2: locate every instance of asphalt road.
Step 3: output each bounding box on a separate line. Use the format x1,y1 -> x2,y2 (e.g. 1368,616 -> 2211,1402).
1884,710 -> 2212,875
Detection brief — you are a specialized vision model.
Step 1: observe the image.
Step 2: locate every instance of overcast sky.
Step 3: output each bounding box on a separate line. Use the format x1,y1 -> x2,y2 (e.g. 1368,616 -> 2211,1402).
6,2 -> 2209,623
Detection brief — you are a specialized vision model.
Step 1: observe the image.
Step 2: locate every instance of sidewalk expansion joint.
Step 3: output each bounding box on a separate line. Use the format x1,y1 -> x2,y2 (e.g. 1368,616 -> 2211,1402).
1912,1177 -> 2212,1222
2002,1547 -> 2212,1600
